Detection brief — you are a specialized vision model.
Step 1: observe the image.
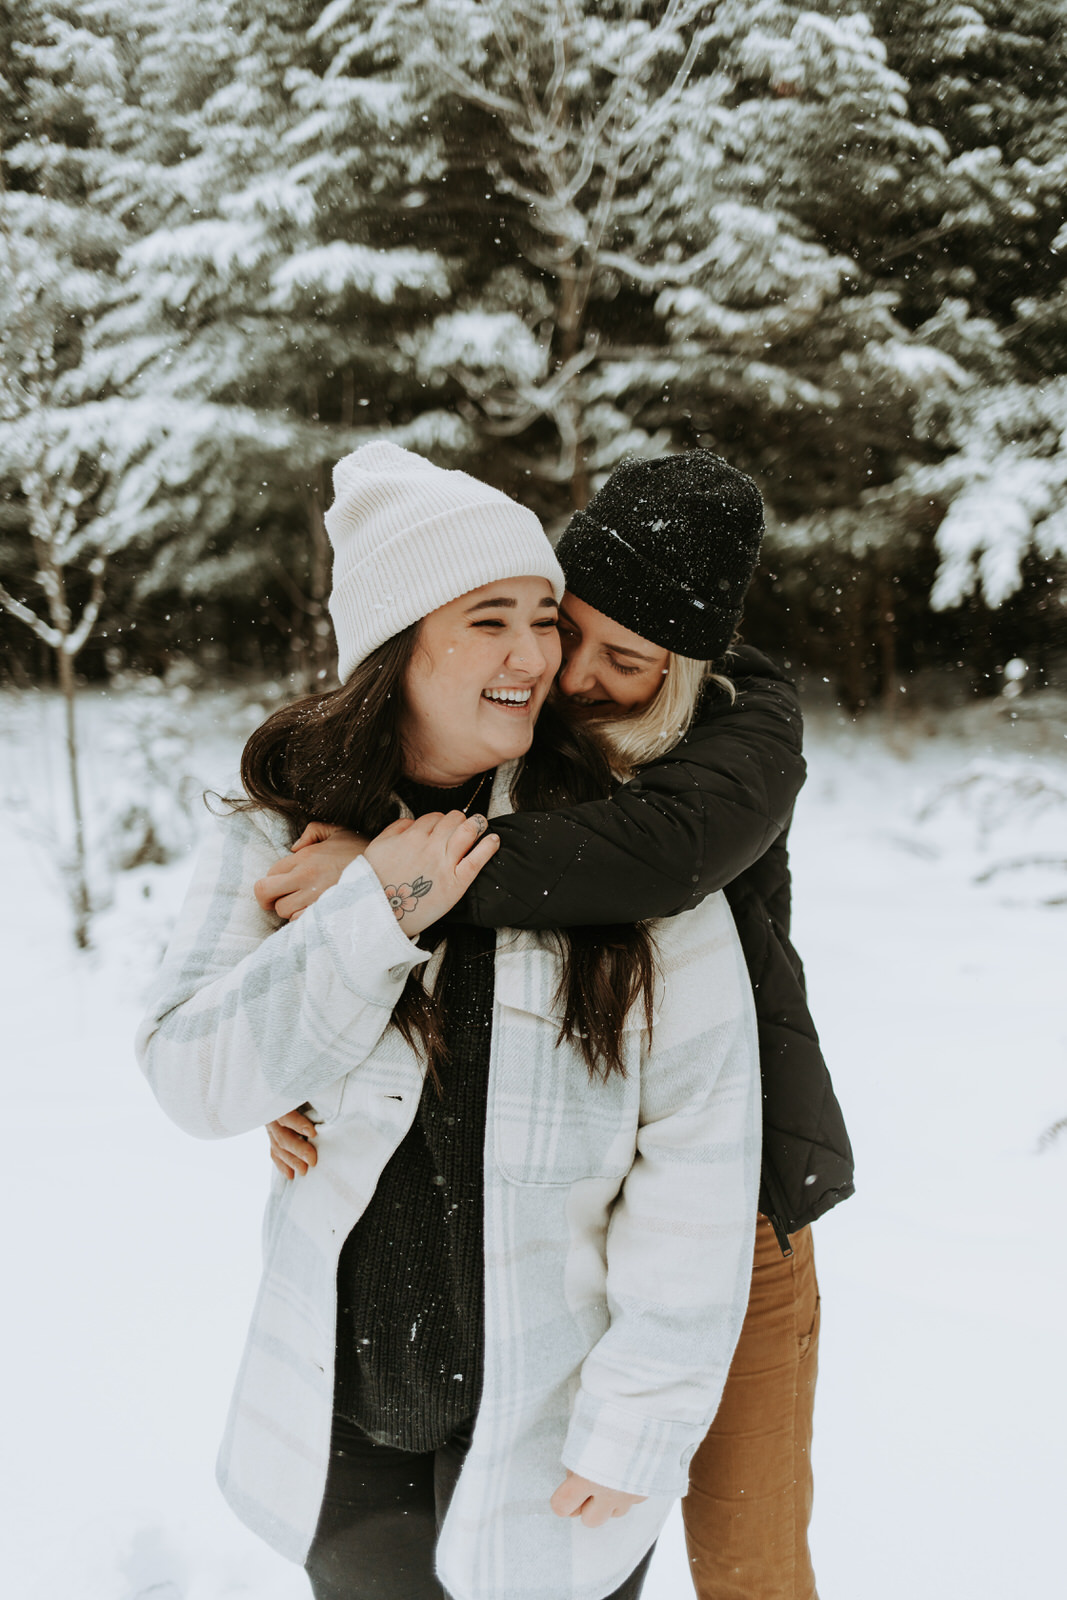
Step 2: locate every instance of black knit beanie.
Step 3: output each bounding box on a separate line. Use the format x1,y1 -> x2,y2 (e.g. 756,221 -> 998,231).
555,451 -> 765,659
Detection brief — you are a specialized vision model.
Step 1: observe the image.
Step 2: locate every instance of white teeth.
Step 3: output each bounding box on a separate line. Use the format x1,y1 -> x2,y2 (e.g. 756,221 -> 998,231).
483,688 -> 532,704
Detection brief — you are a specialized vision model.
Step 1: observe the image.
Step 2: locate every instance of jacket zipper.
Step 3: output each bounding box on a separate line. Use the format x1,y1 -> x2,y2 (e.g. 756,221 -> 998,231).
761,1162 -> 795,1258
767,1210 -> 794,1258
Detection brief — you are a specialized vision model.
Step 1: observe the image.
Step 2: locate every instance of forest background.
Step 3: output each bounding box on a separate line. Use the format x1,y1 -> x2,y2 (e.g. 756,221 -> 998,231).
2,0 -> 1067,709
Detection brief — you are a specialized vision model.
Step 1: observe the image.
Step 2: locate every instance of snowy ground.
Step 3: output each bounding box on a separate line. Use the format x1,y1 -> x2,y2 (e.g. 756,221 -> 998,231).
2,681 -> 1065,1599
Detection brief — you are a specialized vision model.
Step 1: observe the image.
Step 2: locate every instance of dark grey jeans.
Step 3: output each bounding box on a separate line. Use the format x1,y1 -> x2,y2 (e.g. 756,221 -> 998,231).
305,1413 -> 655,1600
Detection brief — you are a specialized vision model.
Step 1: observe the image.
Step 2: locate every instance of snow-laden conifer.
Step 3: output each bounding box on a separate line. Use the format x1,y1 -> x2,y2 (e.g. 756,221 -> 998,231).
396,0 -> 960,526
76,0 -> 463,681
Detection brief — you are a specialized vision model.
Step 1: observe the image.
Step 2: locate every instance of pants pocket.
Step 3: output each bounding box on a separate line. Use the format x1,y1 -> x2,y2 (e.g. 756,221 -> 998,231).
790,1226 -> 820,1358
797,1292 -> 820,1359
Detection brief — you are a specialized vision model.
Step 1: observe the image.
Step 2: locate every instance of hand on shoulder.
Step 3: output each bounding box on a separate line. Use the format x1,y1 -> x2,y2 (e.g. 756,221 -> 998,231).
363,811 -> 499,938
254,822 -> 367,920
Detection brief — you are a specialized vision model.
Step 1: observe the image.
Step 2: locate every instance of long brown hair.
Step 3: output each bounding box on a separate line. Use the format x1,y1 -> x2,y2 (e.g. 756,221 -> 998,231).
237,629 -> 655,1080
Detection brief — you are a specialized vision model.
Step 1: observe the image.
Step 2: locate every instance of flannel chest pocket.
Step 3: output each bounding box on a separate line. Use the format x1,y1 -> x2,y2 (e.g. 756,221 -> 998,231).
490,941 -> 642,1187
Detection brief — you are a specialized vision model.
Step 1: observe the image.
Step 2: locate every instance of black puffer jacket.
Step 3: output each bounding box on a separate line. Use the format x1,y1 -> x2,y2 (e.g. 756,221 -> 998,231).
453,645 -> 854,1248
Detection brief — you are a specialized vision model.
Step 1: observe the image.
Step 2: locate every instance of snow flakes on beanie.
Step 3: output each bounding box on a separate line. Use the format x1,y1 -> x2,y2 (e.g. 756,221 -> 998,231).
555,451 -> 765,659
325,441 -> 565,682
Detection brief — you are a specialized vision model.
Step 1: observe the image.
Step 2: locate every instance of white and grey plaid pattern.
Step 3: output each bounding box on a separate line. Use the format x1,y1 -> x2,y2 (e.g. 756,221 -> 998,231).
137,766 -> 760,1600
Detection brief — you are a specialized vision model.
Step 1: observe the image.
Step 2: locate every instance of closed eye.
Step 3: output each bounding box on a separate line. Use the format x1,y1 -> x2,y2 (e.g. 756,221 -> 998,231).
471,617 -> 558,630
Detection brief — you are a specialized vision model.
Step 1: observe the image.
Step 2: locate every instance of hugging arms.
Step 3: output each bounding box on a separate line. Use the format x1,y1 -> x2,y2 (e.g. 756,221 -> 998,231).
258,648 -> 824,1241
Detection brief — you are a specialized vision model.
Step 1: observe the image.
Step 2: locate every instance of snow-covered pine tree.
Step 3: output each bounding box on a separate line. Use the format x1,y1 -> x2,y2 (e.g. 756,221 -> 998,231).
385,0 -> 958,532
760,1 -> 1067,701
1,0 -> 248,680
77,0 -> 459,682
0,0 -> 154,941
6,1 -> 1063,698
861,0 -> 1067,618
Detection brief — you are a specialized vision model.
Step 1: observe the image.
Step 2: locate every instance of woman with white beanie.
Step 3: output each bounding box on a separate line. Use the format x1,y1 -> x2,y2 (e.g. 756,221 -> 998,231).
136,443 -> 761,1600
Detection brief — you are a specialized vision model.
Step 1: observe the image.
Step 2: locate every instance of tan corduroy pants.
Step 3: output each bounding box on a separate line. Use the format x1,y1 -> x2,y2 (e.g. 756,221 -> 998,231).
682,1216 -> 820,1600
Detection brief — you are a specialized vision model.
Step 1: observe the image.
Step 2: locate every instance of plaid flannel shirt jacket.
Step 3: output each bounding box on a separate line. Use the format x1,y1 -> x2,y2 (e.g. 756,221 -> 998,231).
136,765 -> 760,1600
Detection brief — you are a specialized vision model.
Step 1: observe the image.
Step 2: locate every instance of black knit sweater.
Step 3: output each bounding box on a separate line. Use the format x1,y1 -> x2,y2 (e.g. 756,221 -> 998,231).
333,775 -> 496,1450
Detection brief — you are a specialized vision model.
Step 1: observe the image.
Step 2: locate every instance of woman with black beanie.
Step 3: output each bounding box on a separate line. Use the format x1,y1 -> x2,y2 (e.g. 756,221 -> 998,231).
264,449 -> 853,1600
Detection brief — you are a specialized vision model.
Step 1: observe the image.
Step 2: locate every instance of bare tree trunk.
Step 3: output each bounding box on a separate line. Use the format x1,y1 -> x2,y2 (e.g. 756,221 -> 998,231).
840,573 -> 868,714
340,368 -> 355,428
2,196 -> 107,949
876,571 -> 898,723
301,382 -> 335,688
307,463 -> 334,684
56,647 -> 91,949
555,250 -> 591,508
558,393 -> 590,509
569,439 -> 590,510
287,597 -> 309,686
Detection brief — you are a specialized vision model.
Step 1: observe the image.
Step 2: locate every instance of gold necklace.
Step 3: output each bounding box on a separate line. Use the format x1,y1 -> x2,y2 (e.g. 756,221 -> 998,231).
461,770 -> 492,815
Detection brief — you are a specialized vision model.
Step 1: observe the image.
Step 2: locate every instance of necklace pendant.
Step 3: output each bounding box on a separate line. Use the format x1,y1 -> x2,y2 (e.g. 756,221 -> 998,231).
462,770 -> 491,816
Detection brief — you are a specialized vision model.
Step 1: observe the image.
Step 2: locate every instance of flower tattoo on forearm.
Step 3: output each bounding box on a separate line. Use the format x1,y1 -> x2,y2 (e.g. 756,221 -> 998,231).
384,875 -> 432,921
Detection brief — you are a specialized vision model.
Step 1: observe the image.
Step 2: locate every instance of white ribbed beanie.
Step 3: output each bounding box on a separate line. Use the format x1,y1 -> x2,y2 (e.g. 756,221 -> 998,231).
325,441 -> 565,682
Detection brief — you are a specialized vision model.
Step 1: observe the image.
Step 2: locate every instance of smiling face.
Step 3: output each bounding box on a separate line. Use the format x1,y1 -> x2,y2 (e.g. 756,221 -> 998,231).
556,592 -> 669,718
401,577 -> 562,785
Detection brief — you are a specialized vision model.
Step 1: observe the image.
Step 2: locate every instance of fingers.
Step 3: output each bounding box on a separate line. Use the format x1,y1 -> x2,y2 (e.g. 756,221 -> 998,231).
414,809 -> 494,868
267,1114 -> 317,1174
549,1477 -> 587,1519
420,812 -> 499,892
267,1128 -> 308,1176
254,854 -> 299,912
579,1499 -> 613,1529
261,838 -> 364,920
372,810 -> 479,855
375,816 -> 418,841
276,1109 -> 318,1139
452,831 -> 500,886
548,1474 -> 644,1526
273,886 -> 319,920
278,1137 -> 315,1173
292,821 -> 344,850
273,1147 -> 308,1177
442,811 -> 493,864
376,811 -> 485,857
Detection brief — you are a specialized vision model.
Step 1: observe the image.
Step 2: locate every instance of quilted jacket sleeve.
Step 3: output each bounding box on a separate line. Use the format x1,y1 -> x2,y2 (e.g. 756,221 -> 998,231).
455,647 -> 805,928
135,809 -> 428,1140
561,898 -> 761,1497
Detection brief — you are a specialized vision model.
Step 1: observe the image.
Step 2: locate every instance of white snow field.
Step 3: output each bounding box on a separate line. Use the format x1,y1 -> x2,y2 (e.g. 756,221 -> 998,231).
2,683 -> 1065,1600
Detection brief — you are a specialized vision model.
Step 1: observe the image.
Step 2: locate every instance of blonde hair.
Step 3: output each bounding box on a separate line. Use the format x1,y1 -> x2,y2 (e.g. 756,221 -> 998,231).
596,654 -> 736,776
